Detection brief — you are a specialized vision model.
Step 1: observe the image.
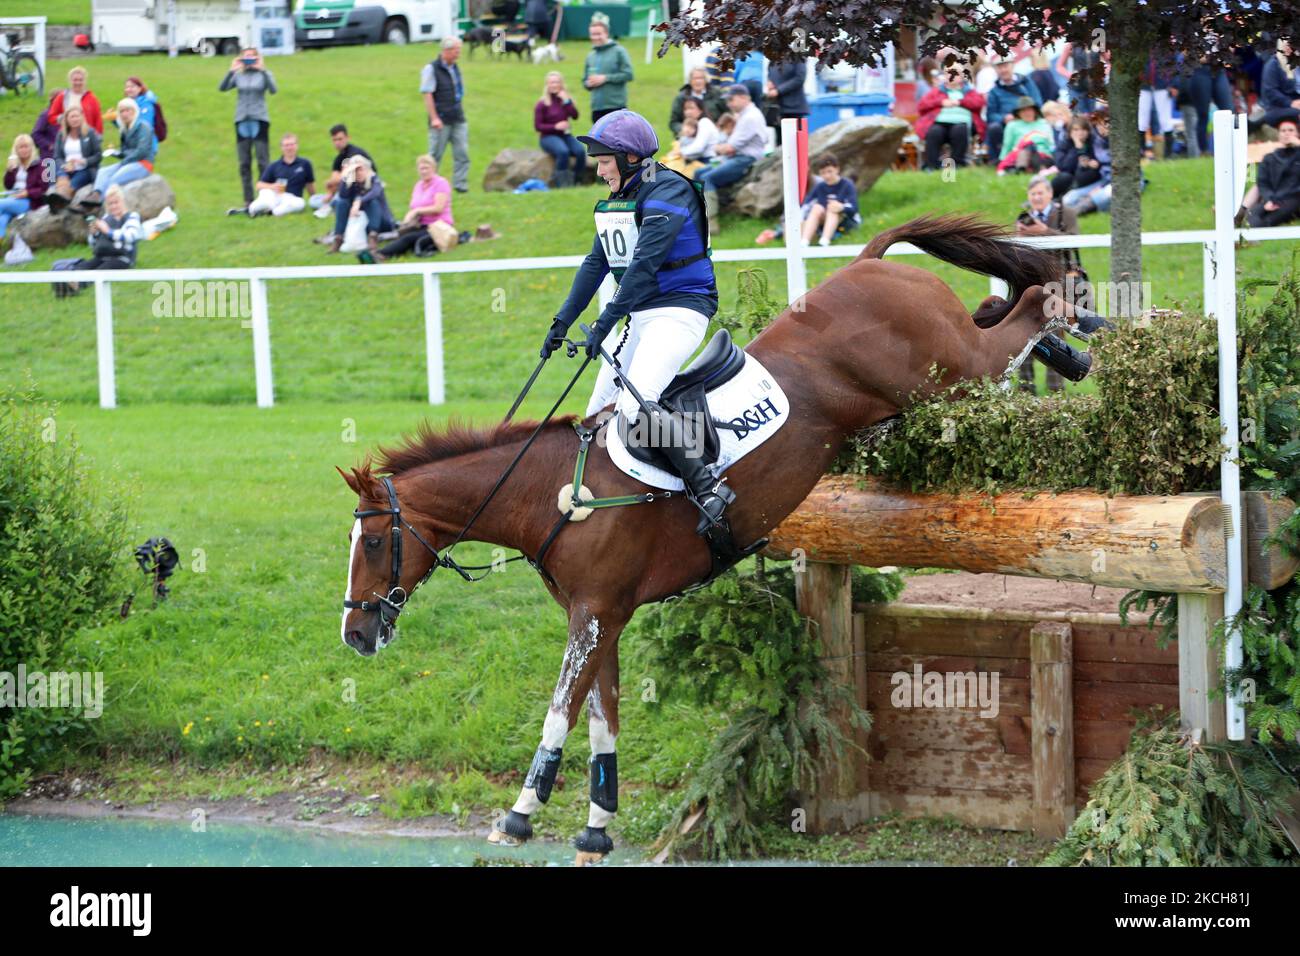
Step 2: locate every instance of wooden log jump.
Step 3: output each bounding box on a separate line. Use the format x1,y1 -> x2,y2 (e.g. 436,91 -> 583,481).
766,476 -> 1298,592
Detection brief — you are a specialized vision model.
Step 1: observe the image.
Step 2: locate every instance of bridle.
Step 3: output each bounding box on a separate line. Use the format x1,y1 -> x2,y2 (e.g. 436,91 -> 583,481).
343,476 -> 470,646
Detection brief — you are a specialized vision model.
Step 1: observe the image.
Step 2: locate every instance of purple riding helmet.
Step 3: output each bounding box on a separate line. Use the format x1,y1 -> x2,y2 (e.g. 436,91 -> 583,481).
577,109 -> 659,187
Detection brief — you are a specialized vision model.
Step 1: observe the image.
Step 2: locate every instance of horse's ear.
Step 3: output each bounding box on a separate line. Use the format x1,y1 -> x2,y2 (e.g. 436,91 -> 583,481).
337,465 -> 361,495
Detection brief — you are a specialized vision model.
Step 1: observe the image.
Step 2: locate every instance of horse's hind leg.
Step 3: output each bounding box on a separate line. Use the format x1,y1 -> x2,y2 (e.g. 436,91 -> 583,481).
574,649 -> 619,866
490,603 -> 623,849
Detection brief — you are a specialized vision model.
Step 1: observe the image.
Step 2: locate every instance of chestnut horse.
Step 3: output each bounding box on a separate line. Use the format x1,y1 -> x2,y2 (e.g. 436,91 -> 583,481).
338,215 -> 1076,862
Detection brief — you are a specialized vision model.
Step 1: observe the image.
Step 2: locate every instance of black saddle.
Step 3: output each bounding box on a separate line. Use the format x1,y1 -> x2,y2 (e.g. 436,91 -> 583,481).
617,329 -> 747,470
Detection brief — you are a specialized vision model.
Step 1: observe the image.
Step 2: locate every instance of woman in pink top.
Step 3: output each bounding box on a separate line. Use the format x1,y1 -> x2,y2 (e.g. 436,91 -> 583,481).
364,154 -> 452,262
535,71 -> 585,187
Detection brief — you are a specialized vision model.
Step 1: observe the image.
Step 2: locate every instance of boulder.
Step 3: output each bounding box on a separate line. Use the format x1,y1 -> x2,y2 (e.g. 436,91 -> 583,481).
16,173 -> 177,250
729,116 -> 910,218
483,148 -> 555,192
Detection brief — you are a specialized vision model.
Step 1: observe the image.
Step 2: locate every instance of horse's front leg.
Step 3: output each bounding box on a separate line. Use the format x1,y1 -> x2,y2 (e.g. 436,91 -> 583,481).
490,603 -> 623,847
574,646 -> 619,865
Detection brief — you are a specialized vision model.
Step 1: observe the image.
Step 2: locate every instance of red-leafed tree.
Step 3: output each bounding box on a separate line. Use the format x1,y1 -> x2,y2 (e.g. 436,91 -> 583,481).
662,1 -> 1298,312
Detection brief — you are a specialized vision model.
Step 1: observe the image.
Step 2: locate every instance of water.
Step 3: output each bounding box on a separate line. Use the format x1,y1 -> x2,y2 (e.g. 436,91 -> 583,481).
0,813 -> 642,867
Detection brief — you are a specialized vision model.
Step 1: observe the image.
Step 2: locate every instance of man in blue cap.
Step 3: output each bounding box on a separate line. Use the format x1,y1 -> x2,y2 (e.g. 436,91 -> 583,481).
539,108 -> 734,533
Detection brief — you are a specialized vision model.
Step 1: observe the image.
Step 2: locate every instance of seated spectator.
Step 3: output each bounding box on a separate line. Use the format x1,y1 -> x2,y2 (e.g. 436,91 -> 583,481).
984,56 -> 1043,160
32,90 -> 60,162
53,185 -> 143,297
1238,117 -> 1300,227
46,105 -> 102,210
329,155 -> 396,254
1063,111 -> 1115,215
670,67 -> 725,134
800,153 -> 859,246
309,123 -> 377,219
997,97 -> 1056,173
1,134 -> 47,238
1041,100 -> 1071,150
915,68 -> 986,170
86,99 -> 156,205
1048,116 -> 1101,198
1015,174 -> 1084,394
1258,40 -> 1300,132
914,56 -> 940,104
694,84 -> 768,235
123,77 -> 166,156
535,71 -> 585,188
47,66 -> 104,134
1028,49 -> 1061,105
360,154 -> 452,263
247,133 -> 315,217
662,96 -> 723,177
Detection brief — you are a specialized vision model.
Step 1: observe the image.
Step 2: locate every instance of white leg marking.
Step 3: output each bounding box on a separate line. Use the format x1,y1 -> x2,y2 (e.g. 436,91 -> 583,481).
588,803 -> 616,828
341,519 -> 361,645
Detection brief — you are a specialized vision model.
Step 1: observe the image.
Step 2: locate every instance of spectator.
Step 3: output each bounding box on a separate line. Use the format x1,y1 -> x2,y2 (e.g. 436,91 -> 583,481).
1259,40 -> 1300,132
985,56 -> 1043,160
1174,66 -> 1201,159
421,36 -> 470,194
1048,116 -> 1101,198
670,67 -> 726,134
1186,57 -> 1234,153
31,91 -> 60,162
704,44 -> 734,89
220,47 -> 277,212
1,134 -> 46,238
583,16 -> 633,122
83,185 -> 143,270
123,77 -> 165,156
309,124 -> 377,220
329,155 -> 396,254
1015,174 -> 1083,393
915,68 -> 986,170
997,97 -> 1055,173
800,153 -> 859,246
47,66 -> 103,134
1063,111 -> 1114,215
1138,56 -> 1176,159
1056,38 -> 1101,115
679,97 -> 723,159
694,85 -> 767,234
46,106 -> 102,210
247,133 -> 315,217
765,58 -> 809,142
86,99 -> 155,203
535,71 -> 585,188
523,0 -> 554,40
1041,100 -> 1071,149
1028,49 -> 1060,104
360,154 -> 452,263
732,50 -> 766,107
914,56 -> 940,103
1239,117 -> 1300,227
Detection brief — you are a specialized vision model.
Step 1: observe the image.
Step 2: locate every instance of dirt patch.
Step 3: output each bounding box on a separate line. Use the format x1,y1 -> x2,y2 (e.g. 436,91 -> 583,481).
899,571 -> 1144,615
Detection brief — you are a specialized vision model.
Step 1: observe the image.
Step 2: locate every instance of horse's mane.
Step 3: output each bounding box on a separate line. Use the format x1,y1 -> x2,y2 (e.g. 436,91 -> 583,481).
373,416 -> 579,476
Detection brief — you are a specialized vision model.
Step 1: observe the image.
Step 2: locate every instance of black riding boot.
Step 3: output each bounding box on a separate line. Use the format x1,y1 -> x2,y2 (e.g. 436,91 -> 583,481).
642,402 -> 735,535
1068,305 -> 1116,339
1033,334 -> 1092,382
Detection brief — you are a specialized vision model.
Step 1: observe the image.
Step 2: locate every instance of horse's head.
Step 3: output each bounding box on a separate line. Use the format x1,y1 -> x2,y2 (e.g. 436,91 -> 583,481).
337,464 -> 443,657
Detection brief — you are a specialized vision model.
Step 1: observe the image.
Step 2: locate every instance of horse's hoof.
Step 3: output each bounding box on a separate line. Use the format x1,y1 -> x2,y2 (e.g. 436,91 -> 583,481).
489,809 -> 532,846
573,825 -> 613,863
574,850 -> 607,867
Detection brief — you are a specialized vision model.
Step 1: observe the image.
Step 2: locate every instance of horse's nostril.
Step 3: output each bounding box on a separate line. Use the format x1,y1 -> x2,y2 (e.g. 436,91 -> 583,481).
346,630 -> 365,649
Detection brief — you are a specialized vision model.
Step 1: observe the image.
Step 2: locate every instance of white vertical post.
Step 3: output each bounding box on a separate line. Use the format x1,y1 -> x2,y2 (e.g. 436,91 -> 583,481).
423,271 -> 445,405
1212,109 -> 1246,741
644,10 -> 656,65
249,276 -> 274,408
167,0 -> 178,58
94,279 -> 116,410
780,117 -> 807,304
598,273 -> 616,311
1202,241 -> 1216,319
34,17 -> 45,79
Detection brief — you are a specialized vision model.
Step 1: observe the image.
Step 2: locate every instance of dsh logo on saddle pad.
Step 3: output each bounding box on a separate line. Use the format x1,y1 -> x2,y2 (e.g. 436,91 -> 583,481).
606,356 -> 791,491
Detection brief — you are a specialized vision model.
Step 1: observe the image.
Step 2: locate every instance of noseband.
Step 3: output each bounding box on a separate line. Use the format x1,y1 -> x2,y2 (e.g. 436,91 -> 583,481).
343,476 -> 467,643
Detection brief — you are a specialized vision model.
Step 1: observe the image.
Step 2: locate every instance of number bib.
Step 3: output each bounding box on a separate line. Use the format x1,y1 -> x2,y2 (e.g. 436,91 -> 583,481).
594,199 -> 638,280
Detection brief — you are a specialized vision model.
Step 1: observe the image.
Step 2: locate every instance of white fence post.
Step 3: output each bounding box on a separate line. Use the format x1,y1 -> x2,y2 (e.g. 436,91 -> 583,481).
249,276 -> 274,408
1202,241 -> 1217,319
781,117 -> 807,304
424,271 -> 445,405
94,279 -> 116,410
1212,109 -> 1246,742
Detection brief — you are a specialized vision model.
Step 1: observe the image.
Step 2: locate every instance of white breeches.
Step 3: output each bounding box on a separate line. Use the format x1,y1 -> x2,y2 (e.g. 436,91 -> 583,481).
584,306 -> 710,421
249,188 -> 307,216
1138,89 -> 1174,134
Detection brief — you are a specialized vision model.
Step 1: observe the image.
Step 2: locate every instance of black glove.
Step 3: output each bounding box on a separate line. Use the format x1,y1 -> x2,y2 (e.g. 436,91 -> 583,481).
582,318 -> 616,361
539,318 -> 567,359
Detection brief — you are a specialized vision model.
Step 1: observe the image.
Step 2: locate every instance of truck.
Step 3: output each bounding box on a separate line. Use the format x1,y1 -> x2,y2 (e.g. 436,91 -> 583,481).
294,0 -> 457,48
91,0 -> 295,57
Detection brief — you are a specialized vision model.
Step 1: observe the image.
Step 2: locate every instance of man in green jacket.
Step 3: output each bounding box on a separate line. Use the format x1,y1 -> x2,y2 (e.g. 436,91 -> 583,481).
583,16 -> 633,122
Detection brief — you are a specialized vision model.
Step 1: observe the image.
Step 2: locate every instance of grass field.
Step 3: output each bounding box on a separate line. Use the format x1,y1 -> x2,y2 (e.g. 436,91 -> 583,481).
3,37 -> 1299,856
0,0 -> 87,26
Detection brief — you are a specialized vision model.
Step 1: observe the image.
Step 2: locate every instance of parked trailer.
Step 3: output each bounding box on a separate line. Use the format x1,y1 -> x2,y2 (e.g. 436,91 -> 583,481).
294,0 -> 456,48
92,0 -> 294,56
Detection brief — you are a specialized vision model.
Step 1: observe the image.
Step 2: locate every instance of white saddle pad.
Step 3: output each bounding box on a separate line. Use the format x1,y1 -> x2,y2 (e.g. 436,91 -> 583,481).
604,351 -> 790,490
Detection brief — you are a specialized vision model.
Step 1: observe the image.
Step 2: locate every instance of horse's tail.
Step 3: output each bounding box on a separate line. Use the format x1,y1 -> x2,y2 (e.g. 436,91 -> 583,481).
861,214 -> 1063,325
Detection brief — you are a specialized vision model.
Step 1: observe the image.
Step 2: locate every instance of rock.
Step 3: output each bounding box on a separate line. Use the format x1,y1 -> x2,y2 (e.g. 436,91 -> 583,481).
482,148 -> 555,192
729,116 -> 910,218
15,173 -> 177,250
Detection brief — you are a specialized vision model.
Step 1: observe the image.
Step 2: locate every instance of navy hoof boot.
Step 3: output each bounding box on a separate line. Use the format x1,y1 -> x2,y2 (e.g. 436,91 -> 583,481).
573,826 -> 614,864
489,809 -> 533,846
